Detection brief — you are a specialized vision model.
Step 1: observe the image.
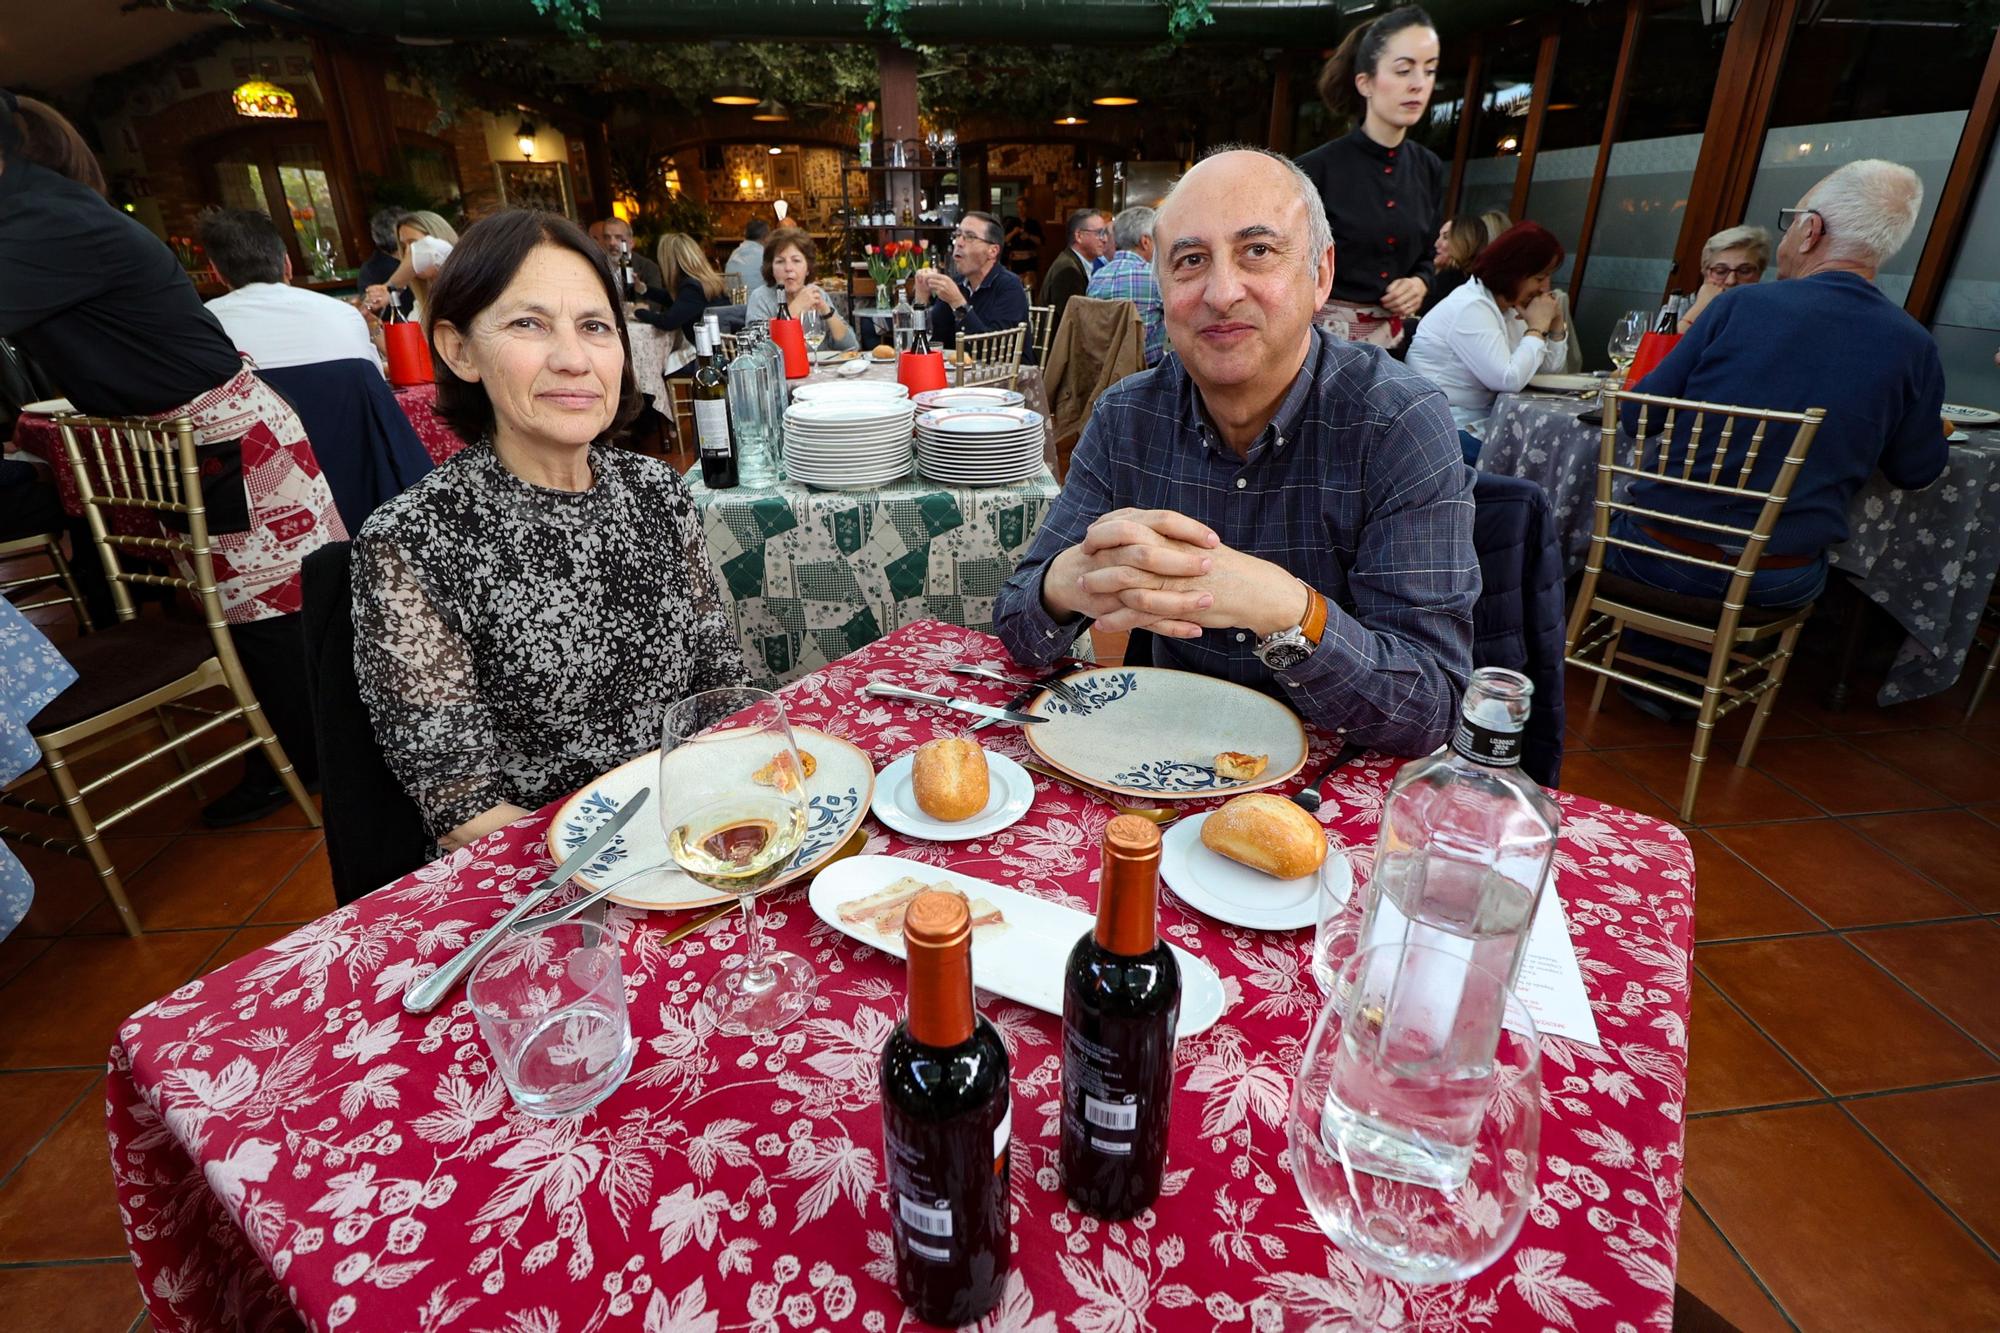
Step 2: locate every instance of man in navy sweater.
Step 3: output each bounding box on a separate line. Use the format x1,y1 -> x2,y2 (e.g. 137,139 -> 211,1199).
1615,158 -> 1947,616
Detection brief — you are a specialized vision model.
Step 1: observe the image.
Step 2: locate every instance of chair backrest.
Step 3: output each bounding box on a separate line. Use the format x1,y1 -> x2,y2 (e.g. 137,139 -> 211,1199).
258,358 -> 434,535
300,542 -> 432,905
956,325 -> 1027,389
1027,304 -> 1053,364
1590,387 -> 1828,603
1471,471 -> 1566,787
56,414 -> 221,625
720,333 -> 742,360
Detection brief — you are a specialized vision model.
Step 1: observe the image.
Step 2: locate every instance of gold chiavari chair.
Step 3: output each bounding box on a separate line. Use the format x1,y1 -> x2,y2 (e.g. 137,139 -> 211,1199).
1,530 -> 92,632
0,414 -> 320,935
1564,387 -> 1828,822
720,333 -> 742,360
954,325 -> 1028,390
1027,304 -> 1054,365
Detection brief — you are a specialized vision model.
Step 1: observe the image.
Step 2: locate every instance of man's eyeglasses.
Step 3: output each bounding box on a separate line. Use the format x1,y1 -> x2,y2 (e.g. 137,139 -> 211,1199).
952,228 -> 1000,246
1705,262 -> 1761,282
1079,226 -> 1110,239
1777,207 -> 1821,235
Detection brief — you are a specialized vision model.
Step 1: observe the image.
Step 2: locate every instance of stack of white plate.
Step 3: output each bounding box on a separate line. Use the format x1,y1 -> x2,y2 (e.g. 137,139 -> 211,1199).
784,397 -> 916,490
915,406 -> 1047,486
791,379 -> 910,404
911,387 -> 1026,412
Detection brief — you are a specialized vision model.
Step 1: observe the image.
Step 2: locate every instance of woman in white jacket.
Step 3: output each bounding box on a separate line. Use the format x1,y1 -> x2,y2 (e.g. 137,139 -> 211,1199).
1406,220 -> 1568,464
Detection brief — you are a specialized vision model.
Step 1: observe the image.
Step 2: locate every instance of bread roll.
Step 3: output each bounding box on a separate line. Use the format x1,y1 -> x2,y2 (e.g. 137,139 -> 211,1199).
871,344 -> 898,362
912,737 -> 990,821
1200,793 -> 1327,879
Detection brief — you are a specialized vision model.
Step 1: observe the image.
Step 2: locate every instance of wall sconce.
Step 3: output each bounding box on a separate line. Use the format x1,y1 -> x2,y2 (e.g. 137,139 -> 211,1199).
738,173 -> 752,192
516,120 -> 538,158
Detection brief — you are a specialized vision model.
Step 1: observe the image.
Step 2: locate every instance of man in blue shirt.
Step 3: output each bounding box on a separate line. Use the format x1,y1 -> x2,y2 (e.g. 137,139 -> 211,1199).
995,148 -> 1477,755
1087,205 -> 1168,366
914,211 -> 1033,362
1618,158 -> 1947,611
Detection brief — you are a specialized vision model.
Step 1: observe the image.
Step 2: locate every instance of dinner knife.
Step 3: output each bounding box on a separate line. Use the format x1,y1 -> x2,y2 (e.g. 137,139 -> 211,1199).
864,681 -> 1047,726
401,786 -> 651,1015
970,662 -> 1087,733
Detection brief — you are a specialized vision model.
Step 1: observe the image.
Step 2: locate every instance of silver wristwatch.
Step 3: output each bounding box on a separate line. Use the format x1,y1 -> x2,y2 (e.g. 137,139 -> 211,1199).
1254,625 -> 1313,672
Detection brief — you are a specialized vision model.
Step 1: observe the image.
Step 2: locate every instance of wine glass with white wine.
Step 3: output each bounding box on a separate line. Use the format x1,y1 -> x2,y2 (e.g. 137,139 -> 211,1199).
800,307 -> 827,375
659,687 -> 816,1035
1608,309 -> 1648,384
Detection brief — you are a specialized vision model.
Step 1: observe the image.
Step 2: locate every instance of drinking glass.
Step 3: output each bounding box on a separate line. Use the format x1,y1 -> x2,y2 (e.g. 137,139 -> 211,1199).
660,687 -> 816,1035
1287,943 -> 1541,1331
1310,840 -> 1361,998
801,308 -> 828,371
468,919 -> 635,1118
1607,310 -> 1648,382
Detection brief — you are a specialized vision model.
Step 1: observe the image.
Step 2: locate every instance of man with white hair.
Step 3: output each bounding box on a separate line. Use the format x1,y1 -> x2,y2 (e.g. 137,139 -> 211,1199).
1620,159 -> 1946,611
994,147 -> 1476,754
1086,205 -> 1167,365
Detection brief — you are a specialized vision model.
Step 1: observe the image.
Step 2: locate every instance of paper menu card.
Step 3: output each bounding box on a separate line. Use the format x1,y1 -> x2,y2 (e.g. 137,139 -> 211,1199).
1506,873 -> 1602,1049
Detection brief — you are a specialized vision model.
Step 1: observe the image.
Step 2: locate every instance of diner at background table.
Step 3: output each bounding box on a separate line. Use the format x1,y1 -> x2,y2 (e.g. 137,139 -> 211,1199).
106,620 -> 1698,1333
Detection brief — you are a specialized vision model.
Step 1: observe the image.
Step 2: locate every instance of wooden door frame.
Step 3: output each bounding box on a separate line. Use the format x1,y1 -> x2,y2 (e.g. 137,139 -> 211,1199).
1508,18 -> 1564,222
1446,35 -> 1485,216
1905,26 -> 2000,322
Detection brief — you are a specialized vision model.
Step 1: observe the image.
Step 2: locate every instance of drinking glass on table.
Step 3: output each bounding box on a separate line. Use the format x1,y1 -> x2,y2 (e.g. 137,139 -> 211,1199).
1608,310 -> 1648,383
1288,942 -> 1541,1330
800,307 -> 828,371
468,919 -> 635,1118
660,687 -> 817,1035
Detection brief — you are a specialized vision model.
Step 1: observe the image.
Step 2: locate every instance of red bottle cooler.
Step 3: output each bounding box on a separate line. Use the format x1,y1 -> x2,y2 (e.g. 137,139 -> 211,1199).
384,320 -> 433,387
896,350 -> 948,395
767,317 -> 810,379
1625,330 -> 1681,387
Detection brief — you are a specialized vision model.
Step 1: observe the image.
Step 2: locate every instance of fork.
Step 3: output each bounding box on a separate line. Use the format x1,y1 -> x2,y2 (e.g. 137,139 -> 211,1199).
949,663 -> 1089,710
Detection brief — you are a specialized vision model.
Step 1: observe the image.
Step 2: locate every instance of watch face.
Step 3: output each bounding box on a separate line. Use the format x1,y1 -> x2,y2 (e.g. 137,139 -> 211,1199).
1256,631 -> 1312,671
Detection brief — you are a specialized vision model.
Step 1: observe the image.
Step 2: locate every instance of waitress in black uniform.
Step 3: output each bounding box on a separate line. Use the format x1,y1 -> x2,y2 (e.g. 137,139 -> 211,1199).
1294,7 -> 1445,348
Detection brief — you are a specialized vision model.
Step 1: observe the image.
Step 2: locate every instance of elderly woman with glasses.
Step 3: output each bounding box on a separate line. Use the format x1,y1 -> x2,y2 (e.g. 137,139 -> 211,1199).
1677,224 -> 1773,332
912,210 -> 1032,360
351,210 -> 746,850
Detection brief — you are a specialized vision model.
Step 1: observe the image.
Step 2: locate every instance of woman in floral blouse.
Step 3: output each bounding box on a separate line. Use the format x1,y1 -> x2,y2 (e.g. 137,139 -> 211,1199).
352,209 -> 746,849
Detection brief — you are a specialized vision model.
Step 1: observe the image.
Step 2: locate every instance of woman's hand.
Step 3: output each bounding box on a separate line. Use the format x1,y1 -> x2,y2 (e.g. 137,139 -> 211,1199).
1679,280 -> 1725,332
362,284 -> 392,313
1522,292 -> 1559,336
803,283 -> 834,316
1546,290 -> 1568,338
440,801 -> 533,853
1381,275 -> 1428,318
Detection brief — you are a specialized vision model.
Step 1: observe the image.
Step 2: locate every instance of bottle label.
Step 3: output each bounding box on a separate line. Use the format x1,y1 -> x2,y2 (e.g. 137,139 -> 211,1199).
885,1101 -> 1009,1267
1452,719 -> 1523,767
1064,1027 -> 1139,1156
693,399 -> 731,458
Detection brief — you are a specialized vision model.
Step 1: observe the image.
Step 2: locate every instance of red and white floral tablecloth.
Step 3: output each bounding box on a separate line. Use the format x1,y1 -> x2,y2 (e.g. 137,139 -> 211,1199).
390,382 -> 470,467
108,621 -> 1695,1333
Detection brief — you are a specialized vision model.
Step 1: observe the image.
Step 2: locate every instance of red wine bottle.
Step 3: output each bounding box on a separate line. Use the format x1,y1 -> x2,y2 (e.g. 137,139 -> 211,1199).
1061,814 -> 1180,1218
879,891 -> 1012,1325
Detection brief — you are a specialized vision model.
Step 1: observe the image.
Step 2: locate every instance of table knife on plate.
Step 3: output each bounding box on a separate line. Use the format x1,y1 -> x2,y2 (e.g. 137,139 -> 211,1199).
401,786 -> 651,1014
864,681 -> 1047,726
970,662 -> 1088,732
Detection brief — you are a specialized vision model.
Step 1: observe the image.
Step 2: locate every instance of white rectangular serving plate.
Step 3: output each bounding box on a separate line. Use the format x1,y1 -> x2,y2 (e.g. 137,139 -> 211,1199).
810,854 -> 1225,1039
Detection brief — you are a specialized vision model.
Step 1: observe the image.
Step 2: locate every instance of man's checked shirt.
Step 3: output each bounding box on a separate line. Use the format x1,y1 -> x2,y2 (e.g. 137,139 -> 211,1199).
995,328 -> 1478,754
1086,249 -> 1166,365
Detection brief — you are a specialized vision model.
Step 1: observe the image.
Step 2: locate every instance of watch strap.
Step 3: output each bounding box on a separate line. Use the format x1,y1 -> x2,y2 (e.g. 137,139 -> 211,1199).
1299,582 -> 1328,647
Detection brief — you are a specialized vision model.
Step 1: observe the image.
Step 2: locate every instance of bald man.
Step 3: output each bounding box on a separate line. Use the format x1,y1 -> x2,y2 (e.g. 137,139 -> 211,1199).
995,147 -> 1476,754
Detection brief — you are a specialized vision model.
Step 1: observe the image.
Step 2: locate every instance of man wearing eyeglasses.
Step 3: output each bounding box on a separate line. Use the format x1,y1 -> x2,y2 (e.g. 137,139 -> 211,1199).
912,211 -> 1032,362
1675,224 -> 1772,333
1042,208 -> 1111,345
1608,160 -> 1947,721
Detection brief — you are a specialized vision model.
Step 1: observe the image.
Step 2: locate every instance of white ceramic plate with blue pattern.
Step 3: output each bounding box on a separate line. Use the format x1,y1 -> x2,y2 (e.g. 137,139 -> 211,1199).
544,728 -> 876,911
1021,667 -> 1308,799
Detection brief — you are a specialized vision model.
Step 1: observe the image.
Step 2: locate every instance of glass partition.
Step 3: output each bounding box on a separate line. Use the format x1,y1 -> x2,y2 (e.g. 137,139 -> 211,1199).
1570,2 -> 1722,362
1523,4 -> 1629,288
1740,0 -> 1995,303
1457,25 -> 1541,222
1933,148 -> 2000,407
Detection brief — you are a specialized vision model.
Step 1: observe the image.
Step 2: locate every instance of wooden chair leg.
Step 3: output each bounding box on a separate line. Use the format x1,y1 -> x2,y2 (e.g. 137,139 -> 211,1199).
45,536 -> 93,633
1739,622 -> 1805,767
1590,619 -> 1621,713
1680,635 -> 1731,823
41,744 -> 141,937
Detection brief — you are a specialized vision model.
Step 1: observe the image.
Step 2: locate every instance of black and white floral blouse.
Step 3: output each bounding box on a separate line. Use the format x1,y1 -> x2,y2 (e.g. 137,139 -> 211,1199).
351,441 -> 747,839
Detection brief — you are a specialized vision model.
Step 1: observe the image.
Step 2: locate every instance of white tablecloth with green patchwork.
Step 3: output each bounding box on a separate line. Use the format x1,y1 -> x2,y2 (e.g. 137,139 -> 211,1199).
685,467 -> 1062,684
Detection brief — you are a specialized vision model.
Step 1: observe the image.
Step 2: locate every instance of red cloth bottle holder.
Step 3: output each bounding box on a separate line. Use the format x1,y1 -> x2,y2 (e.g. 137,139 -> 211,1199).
1625,330 -> 1680,385
383,321 -> 433,388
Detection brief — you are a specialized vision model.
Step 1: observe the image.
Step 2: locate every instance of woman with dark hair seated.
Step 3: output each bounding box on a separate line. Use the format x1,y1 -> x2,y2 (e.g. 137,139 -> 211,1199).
0,89 -> 343,826
1405,220 -> 1571,464
742,226 -> 858,351
350,209 -> 747,851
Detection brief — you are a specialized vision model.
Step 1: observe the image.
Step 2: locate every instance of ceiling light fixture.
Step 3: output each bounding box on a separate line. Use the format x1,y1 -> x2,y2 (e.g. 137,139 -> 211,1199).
1091,91 -> 1139,107
1053,101 -> 1089,126
751,98 -> 791,122
711,83 -> 761,107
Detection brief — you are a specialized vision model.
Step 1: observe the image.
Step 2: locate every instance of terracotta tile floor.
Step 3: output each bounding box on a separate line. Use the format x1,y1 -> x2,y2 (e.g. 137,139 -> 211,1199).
2,607 -> 1998,1329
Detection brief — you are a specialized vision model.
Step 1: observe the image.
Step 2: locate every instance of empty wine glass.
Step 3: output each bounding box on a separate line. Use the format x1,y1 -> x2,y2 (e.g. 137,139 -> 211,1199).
659,687 -> 817,1035
800,307 -> 828,372
1608,310 -> 1648,382
1286,942 -> 1541,1331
